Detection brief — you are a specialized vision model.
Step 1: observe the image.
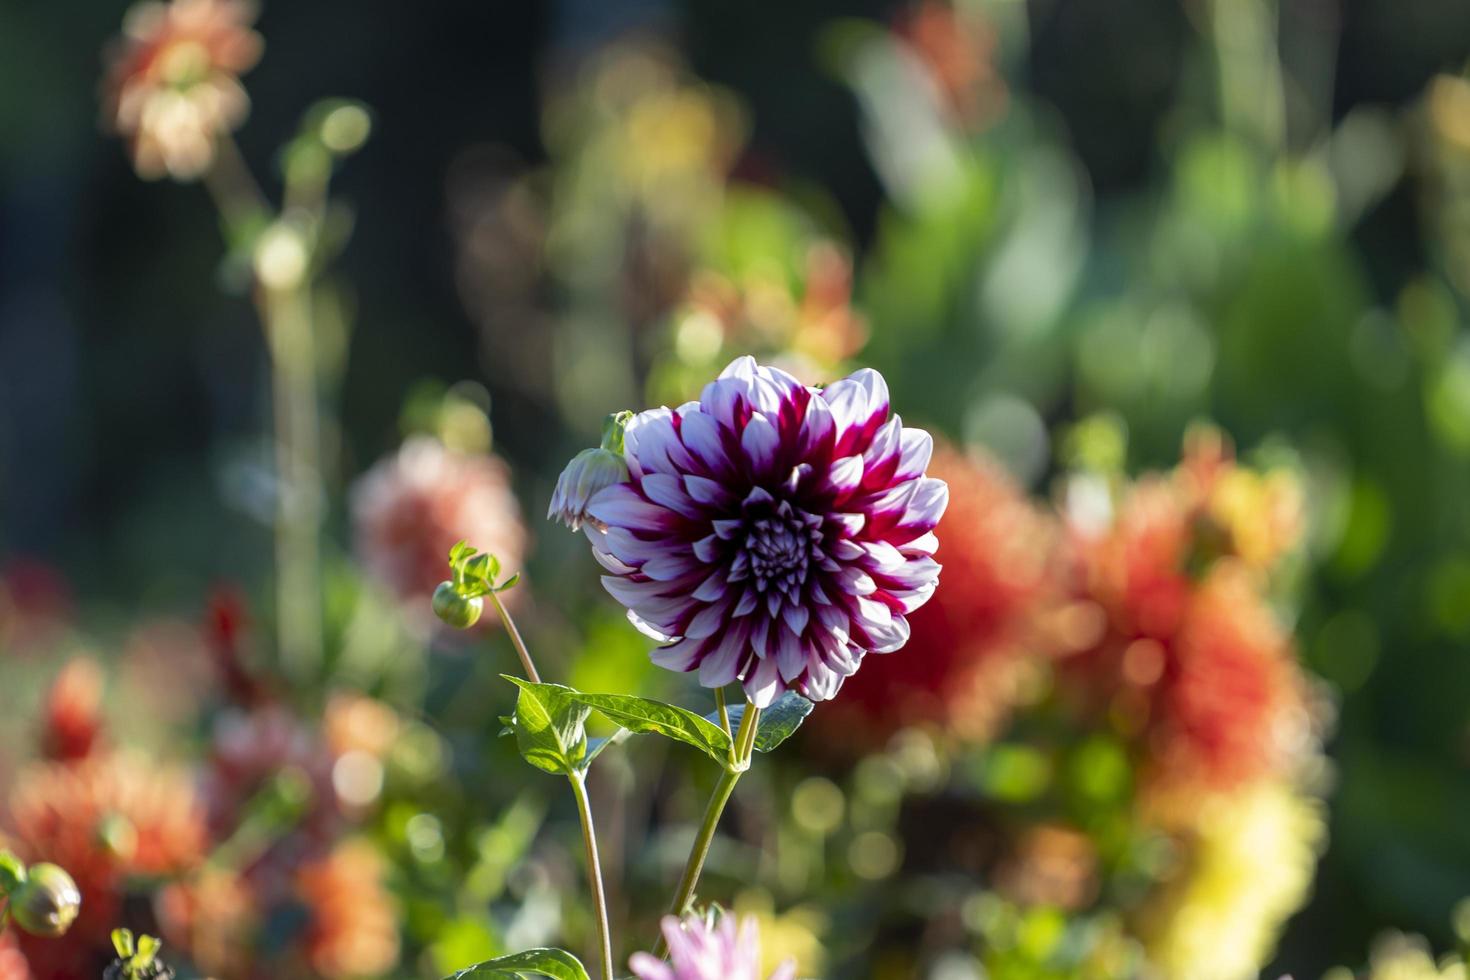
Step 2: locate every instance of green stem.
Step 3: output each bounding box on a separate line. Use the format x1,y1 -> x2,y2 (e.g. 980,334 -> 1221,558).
655,702 -> 761,955
714,688 -> 731,739
486,588 -> 542,683
568,772 -> 615,980
265,280 -> 324,683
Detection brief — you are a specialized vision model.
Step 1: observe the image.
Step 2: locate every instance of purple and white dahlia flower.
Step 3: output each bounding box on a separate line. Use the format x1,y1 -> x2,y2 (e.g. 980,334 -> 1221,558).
582,356 -> 947,707
629,913 -> 796,980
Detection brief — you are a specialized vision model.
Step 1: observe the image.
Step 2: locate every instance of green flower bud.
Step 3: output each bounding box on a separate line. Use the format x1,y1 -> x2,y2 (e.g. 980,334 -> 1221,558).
432,581 -> 483,629
9,862 -> 81,938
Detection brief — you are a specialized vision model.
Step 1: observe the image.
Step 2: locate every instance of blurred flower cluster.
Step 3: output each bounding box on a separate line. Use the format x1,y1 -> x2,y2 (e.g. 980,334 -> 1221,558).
1,635 -> 400,979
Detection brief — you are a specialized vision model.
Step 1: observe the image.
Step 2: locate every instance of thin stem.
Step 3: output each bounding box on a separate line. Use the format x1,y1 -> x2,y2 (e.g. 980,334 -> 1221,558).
714,688 -> 731,740
568,772 -> 615,980
655,702 -> 761,955
486,588 -> 542,684
202,133 -> 270,234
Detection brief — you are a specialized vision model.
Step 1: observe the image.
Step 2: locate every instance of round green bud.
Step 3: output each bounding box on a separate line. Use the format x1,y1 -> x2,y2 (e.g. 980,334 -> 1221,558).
432,581 -> 483,629
10,862 -> 81,938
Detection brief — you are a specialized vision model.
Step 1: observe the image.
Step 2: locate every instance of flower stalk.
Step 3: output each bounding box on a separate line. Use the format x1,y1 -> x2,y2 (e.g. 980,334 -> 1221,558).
656,701 -> 761,957
568,771 -> 616,980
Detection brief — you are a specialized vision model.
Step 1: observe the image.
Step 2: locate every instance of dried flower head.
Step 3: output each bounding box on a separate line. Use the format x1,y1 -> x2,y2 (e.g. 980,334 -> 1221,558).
629,913 -> 796,980
350,436 -> 527,615
102,0 -> 263,180
585,356 -> 946,706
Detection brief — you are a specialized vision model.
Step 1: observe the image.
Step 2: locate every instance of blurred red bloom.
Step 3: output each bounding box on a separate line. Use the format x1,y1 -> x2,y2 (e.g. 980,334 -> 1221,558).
294,841 -> 399,979
1058,431 -> 1310,794
156,867 -> 257,979
1149,563 -> 1306,794
39,660 -> 105,764
350,437 -> 527,622
101,0 -> 263,180
820,447 -> 1062,744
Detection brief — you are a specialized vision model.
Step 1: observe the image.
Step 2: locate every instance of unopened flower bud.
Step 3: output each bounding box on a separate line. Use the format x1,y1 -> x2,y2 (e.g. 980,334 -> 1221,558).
432,581 -> 483,629
547,412 -> 632,531
9,862 -> 81,938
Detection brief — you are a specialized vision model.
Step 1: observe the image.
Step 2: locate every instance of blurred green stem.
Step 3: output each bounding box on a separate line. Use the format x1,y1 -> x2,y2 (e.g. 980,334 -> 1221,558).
204,133 -> 325,684
264,278 -> 324,682
568,771 -> 615,980
655,701 -> 761,956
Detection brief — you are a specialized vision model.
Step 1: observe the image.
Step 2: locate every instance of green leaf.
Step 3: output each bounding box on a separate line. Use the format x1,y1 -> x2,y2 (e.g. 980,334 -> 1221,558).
584,727 -> 631,766
718,691 -> 815,753
445,947 -> 591,980
495,572 -> 521,592
449,540 -> 474,564
561,690 -> 733,768
502,678 -> 590,775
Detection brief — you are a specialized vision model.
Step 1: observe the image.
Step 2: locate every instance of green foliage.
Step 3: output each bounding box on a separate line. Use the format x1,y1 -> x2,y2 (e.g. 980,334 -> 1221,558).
717,691 -> 815,753
444,947 -> 590,980
560,689 -> 734,768
501,677 -> 591,776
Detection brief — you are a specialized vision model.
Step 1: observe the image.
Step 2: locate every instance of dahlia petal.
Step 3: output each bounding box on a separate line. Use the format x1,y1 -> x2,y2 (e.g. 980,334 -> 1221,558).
685,599 -> 730,639
895,426 -> 934,481
588,484 -> 677,533
815,602 -> 850,643
824,454 -> 864,498
650,636 -> 703,671
775,625 -> 805,681
701,374 -> 749,429
740,414 -> 781,479
627,409 -> 695,476
698,623 -> 748,686
849,367 -> 891,422
801,658 -> 841,700
604,527 -> 685,564
743,655 -> 783,708
798,393 -> 836,457
878,555 -> 941,590
888,580 -> 938,613
641,553 -> 700,581
713,518 -> 743,540
902,477 -> 950,529
718,354 -> 759,381
592,548 -> 637,575
680,411 -> 733,477
684,474 -> 735,508
827,512 -> 865,536
692,534 -> 722,563
782,602 -> 809,637
692,570 -> 728,602
900,530 -> 940,556
743,486 -> 775,508
860,540 -> 907,571
831,539 -> 864,561
821,377 -> 869,435
733,588 -> 759,616
641,473 -> 703,520
837,566 -> 877,596
628,610 -> 678,643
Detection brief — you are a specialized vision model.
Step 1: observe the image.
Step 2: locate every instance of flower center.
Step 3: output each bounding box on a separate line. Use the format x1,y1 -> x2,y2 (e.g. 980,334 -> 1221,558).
743,500 -> 823,597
